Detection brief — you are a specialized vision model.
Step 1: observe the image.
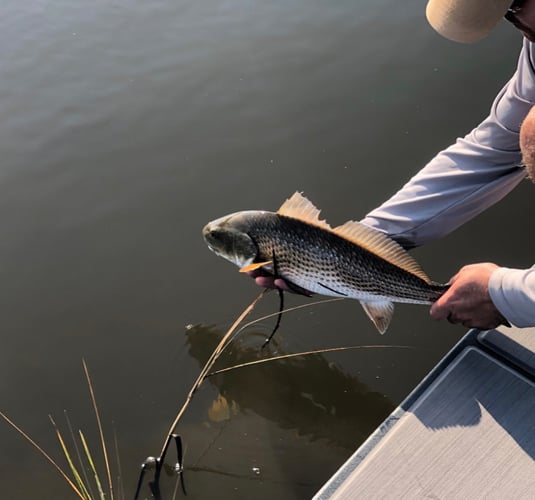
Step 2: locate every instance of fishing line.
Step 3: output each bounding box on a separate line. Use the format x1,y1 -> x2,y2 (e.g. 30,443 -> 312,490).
261,250 -> 284,348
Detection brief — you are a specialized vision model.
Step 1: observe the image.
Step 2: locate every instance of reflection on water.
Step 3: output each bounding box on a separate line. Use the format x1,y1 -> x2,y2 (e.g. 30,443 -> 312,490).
142,324 -> 395,498
186,324 -> 394,449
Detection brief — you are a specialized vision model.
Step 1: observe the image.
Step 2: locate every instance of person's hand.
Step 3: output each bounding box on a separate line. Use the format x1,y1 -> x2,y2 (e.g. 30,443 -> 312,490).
246,269 -> 313,296
430,263 -> 510,330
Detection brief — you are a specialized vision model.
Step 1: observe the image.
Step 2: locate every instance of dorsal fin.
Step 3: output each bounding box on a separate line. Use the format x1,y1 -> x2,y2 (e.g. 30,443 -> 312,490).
278,192 -> 430,282
333,220 -> 431,283
277,192 -> 331,230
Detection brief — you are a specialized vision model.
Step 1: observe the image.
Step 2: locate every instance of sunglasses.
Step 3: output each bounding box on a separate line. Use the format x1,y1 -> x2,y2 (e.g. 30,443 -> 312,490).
506,0 -> 535,41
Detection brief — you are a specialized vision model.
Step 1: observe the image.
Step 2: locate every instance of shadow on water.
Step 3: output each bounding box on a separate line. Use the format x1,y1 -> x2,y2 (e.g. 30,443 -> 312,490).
185,324 -> 394,451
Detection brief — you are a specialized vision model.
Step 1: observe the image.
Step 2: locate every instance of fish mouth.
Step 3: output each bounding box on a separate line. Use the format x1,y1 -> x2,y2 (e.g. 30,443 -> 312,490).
202,223 -> 224,252
202,222 -> 215,241
202,226 -> 226,258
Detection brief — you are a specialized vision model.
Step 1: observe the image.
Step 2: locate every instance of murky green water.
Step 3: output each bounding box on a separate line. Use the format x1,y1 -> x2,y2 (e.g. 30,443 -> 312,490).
0,1 -> 531,498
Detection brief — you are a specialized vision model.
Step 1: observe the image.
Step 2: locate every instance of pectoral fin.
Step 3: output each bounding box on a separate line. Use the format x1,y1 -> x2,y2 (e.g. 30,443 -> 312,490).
239,261 -> 272,273
360,300 -> 394,334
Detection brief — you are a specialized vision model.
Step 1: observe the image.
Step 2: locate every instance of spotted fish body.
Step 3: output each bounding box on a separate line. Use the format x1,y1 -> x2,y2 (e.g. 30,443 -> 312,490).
203,192 -> 448,334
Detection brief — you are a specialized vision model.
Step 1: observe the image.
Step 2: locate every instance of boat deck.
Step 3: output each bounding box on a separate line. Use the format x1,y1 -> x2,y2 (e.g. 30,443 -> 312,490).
314,326 -> 535,499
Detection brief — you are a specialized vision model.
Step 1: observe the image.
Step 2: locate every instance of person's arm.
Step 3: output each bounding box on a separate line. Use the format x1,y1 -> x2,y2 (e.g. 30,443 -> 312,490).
489,266 -> 535,327
254,41 -> 535,307
362,39 -> 534,249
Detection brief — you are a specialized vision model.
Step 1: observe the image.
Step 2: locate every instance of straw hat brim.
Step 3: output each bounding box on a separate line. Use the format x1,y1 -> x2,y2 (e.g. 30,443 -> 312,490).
426,0 -> 513,43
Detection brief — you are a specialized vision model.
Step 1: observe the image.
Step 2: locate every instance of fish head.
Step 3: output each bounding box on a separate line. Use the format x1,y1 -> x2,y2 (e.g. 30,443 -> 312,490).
202,211 -> 260,268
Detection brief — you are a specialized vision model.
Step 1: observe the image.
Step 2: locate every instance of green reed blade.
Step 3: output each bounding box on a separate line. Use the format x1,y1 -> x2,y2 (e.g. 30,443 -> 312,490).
79,429 -> 106,500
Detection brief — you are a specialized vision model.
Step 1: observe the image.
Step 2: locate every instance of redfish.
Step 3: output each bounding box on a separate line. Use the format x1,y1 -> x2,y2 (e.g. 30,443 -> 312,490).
203,192 -> 447,334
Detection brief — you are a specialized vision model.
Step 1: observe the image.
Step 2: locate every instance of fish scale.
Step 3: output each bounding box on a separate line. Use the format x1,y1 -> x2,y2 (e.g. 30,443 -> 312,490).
247,213 -> 443,303
203,192 -> 448,334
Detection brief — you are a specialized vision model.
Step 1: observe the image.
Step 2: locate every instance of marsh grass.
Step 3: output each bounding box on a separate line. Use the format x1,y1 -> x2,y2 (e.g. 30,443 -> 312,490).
1,291 -> 412,498
0,359 -> 121,500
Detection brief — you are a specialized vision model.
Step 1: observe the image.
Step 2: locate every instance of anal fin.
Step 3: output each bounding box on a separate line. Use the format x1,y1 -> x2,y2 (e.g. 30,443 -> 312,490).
360,300 -> 394,335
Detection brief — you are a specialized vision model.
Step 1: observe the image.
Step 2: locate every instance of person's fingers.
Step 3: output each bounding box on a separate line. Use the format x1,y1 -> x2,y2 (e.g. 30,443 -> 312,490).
447,271 -> 460,284
429,288 -> 453,320
254,276 -> 278,289
273,278 -> 291,290
447,312 -> 458,324
246,270 -> 265,279
429,269 -> 463,321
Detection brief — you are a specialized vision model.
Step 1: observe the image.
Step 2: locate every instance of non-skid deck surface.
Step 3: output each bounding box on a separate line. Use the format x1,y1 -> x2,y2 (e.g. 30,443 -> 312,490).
479,326 -> 535,377
315,327 -> 535,499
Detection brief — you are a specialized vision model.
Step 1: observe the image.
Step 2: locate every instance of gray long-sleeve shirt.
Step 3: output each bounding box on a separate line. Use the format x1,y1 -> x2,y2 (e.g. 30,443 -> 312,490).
362,38 -> 534,327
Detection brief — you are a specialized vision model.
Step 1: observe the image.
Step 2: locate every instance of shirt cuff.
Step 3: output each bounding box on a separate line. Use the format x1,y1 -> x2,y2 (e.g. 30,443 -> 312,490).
489,266 -> 535,328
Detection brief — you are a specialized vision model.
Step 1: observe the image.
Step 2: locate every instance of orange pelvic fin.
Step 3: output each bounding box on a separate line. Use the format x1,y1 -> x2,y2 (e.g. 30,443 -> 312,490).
239,261 -> 272,273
